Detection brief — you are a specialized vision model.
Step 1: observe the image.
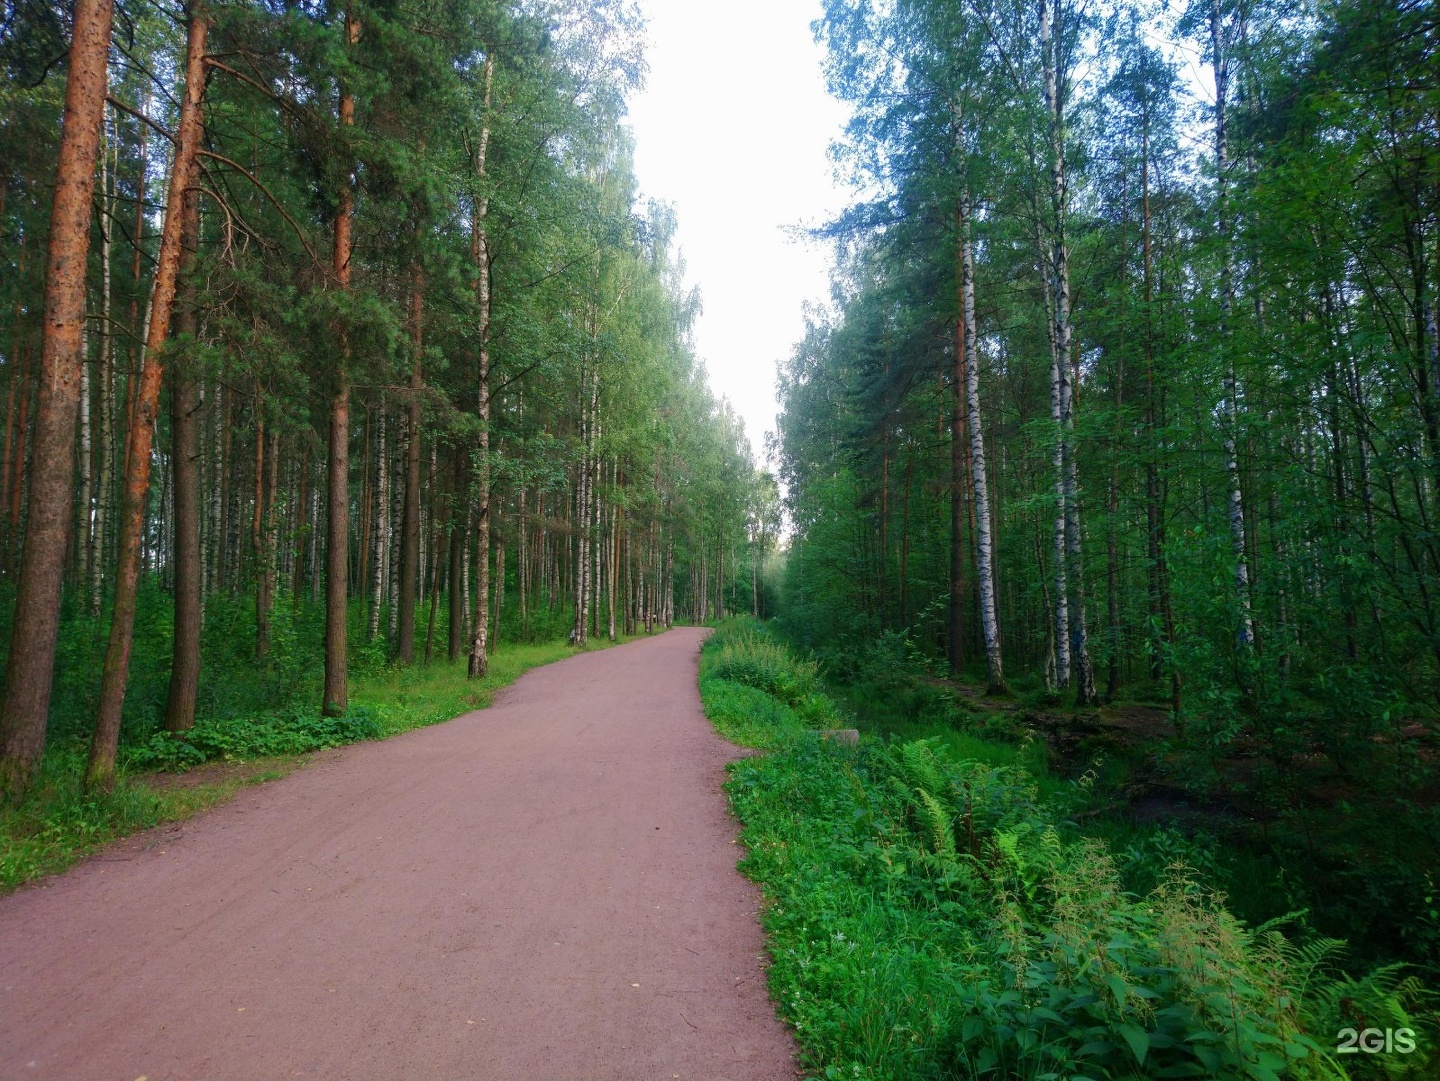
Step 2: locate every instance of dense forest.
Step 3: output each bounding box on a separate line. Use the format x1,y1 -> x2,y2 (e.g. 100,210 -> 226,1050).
0,0 -> 768,801
771,0 -> 1439,1004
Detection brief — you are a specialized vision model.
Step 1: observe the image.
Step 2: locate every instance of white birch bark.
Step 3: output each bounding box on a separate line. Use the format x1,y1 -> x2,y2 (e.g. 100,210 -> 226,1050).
960,188 -> 1004,692
468,56 -> 495,676
369,399 -> 387,640
1043,0 -> 1096,703
1211,0 -> 1255,649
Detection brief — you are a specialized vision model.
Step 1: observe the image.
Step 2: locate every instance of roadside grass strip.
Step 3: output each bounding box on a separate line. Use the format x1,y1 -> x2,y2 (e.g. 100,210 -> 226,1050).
700,618 -> 1435,1081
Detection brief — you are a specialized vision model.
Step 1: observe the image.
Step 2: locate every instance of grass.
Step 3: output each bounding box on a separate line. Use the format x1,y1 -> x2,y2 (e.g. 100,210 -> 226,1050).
0,746 -> 294,890
700,618 -> 1439,1081
0,632 -> 631,892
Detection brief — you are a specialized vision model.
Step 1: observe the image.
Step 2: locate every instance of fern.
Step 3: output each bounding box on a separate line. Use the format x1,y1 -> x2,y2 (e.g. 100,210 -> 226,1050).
915,787 -> 957,858
896,738 -> 948,802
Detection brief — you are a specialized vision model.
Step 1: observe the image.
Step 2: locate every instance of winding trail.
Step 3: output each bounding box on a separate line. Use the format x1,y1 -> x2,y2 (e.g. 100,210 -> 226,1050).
0,627 -> 797,1081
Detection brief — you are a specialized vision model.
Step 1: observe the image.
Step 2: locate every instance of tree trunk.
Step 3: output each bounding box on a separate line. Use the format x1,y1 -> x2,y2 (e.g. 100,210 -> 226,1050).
369,399 -> 388,640
960,185 -> 1005,693
398,266 -> 423,663
164,185 -> 202,732
1042,0 -> 1095,705
323,10 -> 359,717
86,9 -> 207,791
91,117 -> 114,612
468,57 -> 495,678
0,0 -> 115,801
252,391 -> 270,656
1211,0 -> 1255,651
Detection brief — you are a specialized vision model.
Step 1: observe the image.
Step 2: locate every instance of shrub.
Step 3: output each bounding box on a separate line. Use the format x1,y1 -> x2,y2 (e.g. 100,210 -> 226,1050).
711,641 -> 1436,1081
126,705 -> 383,770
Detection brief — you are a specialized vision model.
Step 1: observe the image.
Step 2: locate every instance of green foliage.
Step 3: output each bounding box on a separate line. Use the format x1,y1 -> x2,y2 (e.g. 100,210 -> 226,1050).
126,706 -> 382,770
706,627 -> 1437,1080
0,747 -> 250,890
701,619 -> 847,740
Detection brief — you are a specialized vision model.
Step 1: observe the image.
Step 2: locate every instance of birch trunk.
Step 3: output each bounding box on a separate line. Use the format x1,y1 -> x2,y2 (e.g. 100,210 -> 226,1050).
1042,0 -> 1096,705
397,265 -> 423,663
76,325 -> 92,578
960,186 -> 1005,693
468,57 -> 495,677
91,120 -> 113,611
369,399 -> 387,640
1211,0 -> 1255,650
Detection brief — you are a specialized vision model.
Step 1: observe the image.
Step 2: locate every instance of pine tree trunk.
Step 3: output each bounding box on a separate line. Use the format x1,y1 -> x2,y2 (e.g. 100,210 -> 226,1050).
86,10 -> 208,791
165,186 -> 202,732
258,427 -> 278,656
0,0 -> 115,801
323,10 -> 359,717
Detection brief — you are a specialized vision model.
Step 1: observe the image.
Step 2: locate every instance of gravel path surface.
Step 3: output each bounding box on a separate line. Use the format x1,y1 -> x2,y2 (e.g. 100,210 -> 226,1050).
0,627 -> 798,1081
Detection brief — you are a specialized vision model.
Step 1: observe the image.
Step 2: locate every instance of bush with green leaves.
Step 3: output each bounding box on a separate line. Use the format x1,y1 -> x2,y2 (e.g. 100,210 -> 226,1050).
701,619 -> 844,735
125,705 -> 383,770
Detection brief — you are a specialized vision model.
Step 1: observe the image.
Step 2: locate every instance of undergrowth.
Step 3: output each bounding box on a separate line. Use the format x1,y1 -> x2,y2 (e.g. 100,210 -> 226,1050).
701,618 -> 1438,1080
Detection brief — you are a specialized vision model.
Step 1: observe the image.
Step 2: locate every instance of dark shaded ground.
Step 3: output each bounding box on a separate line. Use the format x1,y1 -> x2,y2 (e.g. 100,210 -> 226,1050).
0,627 -> 797,1081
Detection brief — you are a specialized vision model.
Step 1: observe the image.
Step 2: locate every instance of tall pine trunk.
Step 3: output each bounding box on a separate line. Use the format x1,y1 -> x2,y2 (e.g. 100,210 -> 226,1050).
164,186 -> 202,732
323,10 -> 359,717
87,9 -> 209,791
0,0 -> 115,801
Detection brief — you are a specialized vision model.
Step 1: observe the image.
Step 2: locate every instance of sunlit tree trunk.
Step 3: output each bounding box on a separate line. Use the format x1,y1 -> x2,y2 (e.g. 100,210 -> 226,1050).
87,8 -> 209,791
0,0 -> 115,801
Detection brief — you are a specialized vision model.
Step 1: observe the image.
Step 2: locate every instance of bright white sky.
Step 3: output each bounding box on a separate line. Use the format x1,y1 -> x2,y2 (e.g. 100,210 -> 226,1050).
625,0 -> 849,466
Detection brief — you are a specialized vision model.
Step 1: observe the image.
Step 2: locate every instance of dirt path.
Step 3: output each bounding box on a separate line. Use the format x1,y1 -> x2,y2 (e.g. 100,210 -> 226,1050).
0,628 -> 798,1081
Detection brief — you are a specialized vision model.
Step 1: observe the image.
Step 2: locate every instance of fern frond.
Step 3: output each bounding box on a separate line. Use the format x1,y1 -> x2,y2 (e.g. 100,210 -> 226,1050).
916,787 -> 957,858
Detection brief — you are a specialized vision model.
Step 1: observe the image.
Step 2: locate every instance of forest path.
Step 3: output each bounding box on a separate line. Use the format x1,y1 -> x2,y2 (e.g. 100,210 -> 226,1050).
0,627 -> 798,1081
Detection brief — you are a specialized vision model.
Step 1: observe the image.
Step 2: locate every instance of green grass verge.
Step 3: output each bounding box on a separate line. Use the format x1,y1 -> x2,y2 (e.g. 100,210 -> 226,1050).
0,633 -> 628,892
700,618 -> 1437,1081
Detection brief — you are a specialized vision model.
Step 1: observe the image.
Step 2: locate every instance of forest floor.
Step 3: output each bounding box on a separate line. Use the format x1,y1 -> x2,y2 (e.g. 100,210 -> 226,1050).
0,627 -> 798,1081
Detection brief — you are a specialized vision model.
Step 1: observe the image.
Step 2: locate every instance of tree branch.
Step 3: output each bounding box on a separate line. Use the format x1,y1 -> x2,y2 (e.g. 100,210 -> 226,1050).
196,150 -> 322,270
